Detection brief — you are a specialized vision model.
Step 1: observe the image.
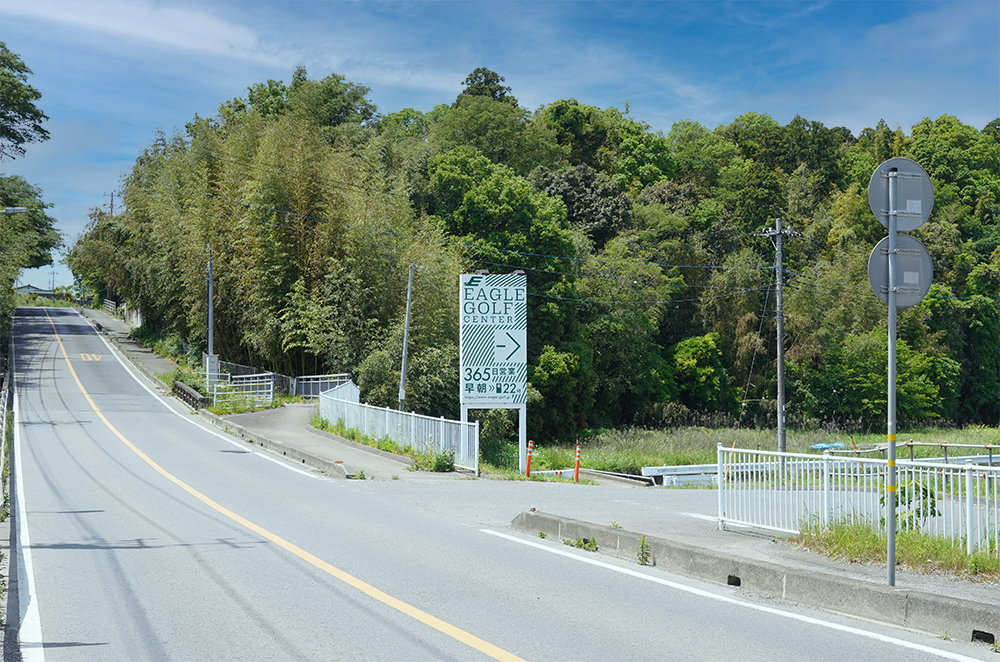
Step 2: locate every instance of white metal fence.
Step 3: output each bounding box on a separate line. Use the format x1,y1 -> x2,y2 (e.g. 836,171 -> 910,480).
0,384 -> 8,473
319,392 -> 479,473
718,445 -> 1000,555
212,372 -> 275,408
294,373 -> 351,398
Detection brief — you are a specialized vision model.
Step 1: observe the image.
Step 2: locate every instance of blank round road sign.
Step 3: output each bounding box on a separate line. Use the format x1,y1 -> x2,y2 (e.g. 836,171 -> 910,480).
867,157 -> 934,232
867,233 -> 934,308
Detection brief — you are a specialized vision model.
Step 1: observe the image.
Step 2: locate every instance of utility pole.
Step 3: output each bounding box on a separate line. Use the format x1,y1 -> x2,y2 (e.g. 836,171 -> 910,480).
205,242 -> 219,387
755,218 -> 801,454
397,262 -> 415,411
104,192 -> 115,216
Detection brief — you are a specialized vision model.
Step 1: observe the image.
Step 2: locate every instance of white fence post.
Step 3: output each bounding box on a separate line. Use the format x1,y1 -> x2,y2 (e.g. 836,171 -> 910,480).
823,451 -> 832,526
717,444 -> 725,531
966,460 -> 975,555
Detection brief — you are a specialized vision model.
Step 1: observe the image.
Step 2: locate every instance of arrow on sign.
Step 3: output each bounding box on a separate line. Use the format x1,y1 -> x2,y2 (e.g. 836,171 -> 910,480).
497,332 -> 521,361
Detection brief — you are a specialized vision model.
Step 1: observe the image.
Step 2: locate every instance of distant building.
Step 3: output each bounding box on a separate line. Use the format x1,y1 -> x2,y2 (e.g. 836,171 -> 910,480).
15,284 -> 56,297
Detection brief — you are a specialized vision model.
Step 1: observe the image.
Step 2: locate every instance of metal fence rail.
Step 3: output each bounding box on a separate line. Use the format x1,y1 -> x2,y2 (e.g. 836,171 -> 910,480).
212,372 -> 275,408
319,392 -> 479,473
718,445 -> 1000,555
294,373 -> 351,398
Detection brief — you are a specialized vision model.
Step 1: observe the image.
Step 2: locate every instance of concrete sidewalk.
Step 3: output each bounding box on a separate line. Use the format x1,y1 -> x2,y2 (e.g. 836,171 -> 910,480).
77,305 -> 1000,649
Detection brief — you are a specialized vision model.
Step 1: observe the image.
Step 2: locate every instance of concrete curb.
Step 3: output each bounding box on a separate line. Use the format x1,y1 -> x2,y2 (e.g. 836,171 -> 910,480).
198,410 -> 348,479
512,510 -> 1000,643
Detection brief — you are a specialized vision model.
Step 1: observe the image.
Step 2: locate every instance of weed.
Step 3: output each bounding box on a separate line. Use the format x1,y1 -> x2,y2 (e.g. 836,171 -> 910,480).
563,537 -> 598,552
538,530 -> 548,539
795,518 -> 1000,580
610,521 -> 620,529
637,535 -> 652,566
348,470 -> 366,481
312,416 -> 455,472
941,628 -> 951,641
391,475 -> 399,480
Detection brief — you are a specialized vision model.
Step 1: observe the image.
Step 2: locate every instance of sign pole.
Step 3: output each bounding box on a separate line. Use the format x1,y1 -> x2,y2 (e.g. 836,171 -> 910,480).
886,170 -> 898,587
867,156 -> 934,587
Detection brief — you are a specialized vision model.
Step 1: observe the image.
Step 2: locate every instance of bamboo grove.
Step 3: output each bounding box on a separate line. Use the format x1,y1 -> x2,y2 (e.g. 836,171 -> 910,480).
67,67 -> 1000,442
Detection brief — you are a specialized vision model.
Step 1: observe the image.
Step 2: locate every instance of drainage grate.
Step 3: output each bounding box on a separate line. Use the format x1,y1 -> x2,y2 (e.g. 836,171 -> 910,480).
972,630 -> 995,645
727,575 -> 741,587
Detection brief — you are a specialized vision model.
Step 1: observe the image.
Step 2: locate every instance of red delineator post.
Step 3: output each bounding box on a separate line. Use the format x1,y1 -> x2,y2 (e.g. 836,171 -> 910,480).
574,437 -> 581,483
526,439 -> 534,477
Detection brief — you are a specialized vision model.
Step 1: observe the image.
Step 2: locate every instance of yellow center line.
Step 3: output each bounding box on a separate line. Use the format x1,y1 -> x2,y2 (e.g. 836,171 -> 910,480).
45,310 -> 524,662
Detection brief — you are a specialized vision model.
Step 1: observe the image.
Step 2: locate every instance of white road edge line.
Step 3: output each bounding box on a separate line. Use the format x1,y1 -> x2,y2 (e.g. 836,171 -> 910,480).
680,512 -> 719,522
480,529 -> 982,662
85,314 -> 317,479
12,331 -> 46,661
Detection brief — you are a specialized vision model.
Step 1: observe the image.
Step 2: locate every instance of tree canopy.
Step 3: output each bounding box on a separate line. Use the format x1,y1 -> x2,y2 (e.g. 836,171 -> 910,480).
0,42 -> 49,161
65,65 -> 1000,442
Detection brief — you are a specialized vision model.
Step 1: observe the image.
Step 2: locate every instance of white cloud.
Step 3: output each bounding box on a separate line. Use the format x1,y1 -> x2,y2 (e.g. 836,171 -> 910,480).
3,0 -> 286,67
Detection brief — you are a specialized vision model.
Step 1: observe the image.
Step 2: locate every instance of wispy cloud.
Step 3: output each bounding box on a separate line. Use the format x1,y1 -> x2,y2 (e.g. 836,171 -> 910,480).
4,0 -> 286,67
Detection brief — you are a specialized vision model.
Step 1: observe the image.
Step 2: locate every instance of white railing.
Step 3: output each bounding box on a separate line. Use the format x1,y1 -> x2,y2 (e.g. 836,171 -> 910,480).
212,372 -> 275,408
0,384 -> 8,474
319,392 -> 479,473
718,445 -> 1000,555
294,373 -> 351,398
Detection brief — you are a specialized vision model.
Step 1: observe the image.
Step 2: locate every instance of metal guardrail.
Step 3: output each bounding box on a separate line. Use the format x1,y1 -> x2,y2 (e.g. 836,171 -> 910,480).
212,372 -> 275,408
293,373 -> 351,398
717,445 -> 1000,555
318,392 -> 479,473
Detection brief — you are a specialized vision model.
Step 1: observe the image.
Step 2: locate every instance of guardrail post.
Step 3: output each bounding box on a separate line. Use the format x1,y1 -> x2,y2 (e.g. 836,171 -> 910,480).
965,460 -> 974,555
823,451 -> 832,526
717,443 -> 725,531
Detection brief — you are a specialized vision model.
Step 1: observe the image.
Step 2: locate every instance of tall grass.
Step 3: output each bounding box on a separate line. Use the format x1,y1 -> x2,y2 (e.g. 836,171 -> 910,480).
526,426 -> 1000,475
796,518 -> 1000,580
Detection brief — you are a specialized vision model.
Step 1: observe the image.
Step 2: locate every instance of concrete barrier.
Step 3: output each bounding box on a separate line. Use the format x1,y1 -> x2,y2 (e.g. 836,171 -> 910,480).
512,510 -> 999,643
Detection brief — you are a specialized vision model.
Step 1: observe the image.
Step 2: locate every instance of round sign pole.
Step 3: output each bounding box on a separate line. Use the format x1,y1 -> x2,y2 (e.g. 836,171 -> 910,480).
868,157 -> 934,587
886,171 -> 898,588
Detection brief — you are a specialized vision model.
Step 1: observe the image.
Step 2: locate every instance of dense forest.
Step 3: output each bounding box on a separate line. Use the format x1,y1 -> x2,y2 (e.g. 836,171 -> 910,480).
67,67 -> 1000,442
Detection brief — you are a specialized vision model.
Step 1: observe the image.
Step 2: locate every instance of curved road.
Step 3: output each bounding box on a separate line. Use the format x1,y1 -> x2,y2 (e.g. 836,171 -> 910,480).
8,307 -> 992,660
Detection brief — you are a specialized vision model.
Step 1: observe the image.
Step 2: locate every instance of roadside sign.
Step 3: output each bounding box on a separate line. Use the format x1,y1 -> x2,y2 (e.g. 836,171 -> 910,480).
459,273 -> 527,405
867,233 -> 934,308
867,157 -> 934,232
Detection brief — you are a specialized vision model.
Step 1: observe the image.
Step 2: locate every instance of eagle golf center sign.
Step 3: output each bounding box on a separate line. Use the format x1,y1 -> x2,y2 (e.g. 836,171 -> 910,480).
459,273 -> 527,406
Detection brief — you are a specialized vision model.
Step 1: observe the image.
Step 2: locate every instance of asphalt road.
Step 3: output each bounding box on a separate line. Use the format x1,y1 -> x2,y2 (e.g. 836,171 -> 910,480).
8,307 -> 994,661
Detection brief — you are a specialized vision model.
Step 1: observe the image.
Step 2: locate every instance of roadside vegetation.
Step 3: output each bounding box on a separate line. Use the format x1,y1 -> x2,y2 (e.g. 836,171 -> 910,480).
488,425 -> 1000,475
795,518 -> 1000,581
310,415 -> 454,472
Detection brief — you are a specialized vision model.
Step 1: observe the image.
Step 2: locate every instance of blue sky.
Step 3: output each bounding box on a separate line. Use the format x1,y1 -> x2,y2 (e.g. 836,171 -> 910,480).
3,0 -> 998,288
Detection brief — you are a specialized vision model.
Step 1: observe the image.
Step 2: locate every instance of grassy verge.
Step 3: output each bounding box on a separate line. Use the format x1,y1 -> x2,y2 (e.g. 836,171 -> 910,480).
528,426 -> 1000,476
310,415 -> 454,472
794,518 -> 1000,581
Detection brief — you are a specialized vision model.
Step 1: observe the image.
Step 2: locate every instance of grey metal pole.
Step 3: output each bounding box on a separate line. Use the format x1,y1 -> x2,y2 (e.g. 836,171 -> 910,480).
775,217 -> 786,455
398,262 -> 415,411
887,170 -> 898,587
207,242 -> 214,357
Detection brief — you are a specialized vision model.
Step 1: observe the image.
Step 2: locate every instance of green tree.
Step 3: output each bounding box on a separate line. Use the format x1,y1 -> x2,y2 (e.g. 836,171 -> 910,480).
0,42 -> 49,160
0,175 -> 60,267
532,164 -> 632,249
539,99 -> 610,168
457,67 -> 517,106
431,96 -> 564,175
671,333 -> 732,412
